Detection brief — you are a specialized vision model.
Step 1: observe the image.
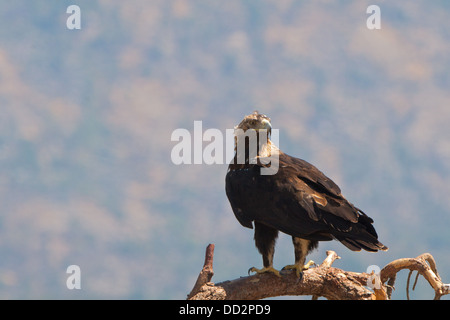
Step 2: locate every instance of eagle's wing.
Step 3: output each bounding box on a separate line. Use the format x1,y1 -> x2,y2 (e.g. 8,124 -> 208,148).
225,152 -> 387,252
281,154 -> 342,198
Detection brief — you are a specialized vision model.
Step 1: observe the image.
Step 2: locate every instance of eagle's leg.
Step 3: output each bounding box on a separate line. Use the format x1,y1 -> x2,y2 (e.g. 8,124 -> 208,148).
248,222 -> 281,277
282,237 -> 316,278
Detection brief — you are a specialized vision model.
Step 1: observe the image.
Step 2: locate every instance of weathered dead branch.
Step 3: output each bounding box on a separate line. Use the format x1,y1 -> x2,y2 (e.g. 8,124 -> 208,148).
187,243 -> 215,299
188,244 -> 449,300
380,253 -> 450,300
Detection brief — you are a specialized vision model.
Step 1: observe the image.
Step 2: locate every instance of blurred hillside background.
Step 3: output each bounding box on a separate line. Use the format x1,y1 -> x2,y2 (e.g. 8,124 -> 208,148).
0,0 -> 449,299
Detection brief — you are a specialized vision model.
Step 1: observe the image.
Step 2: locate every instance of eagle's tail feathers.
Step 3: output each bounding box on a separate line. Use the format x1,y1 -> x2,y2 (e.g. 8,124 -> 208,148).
336,236 -> 388,252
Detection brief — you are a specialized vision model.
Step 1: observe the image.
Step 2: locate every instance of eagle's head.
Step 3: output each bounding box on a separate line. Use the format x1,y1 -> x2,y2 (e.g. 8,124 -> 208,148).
233,111 -> 273,160
235,111 -> 272,134
232,111 -> 279,172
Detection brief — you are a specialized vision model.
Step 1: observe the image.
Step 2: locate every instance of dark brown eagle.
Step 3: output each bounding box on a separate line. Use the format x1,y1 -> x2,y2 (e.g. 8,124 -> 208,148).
225,111 -> 388,278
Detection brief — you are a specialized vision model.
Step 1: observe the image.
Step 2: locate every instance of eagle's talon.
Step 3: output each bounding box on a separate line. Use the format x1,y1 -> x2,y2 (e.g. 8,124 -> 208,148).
282,264 -> 302,278
248,266 -> 281,278
282,260 -> 315,279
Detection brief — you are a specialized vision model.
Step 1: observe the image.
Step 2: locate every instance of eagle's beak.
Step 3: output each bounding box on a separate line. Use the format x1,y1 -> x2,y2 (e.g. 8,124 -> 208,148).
260,119 -> 272,135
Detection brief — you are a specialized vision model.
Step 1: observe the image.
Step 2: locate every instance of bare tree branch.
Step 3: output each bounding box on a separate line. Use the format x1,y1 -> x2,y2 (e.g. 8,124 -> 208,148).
187,243 -> 215,299
188,244 -> 449,300
380,253 -> 450,300
188,245 -> 375,300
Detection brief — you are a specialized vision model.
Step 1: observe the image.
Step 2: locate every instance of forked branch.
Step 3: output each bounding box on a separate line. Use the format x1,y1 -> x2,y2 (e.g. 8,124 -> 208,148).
380,253 -> 450,300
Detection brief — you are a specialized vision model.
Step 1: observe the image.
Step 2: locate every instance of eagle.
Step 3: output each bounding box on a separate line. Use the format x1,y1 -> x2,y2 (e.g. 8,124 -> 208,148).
225,111 -> 388,278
